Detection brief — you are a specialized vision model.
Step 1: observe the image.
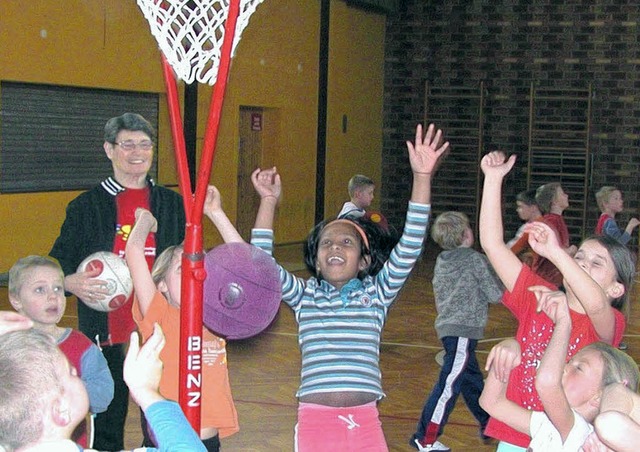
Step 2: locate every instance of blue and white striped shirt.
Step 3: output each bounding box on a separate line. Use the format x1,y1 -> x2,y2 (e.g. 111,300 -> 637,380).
251,202 -> 430,399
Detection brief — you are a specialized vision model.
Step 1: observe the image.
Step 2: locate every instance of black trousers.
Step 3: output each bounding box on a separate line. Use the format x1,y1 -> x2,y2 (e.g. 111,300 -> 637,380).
93,343 -> 129,451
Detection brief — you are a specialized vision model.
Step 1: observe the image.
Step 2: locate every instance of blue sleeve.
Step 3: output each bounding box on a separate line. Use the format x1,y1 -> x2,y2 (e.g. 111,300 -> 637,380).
375,202 -> 430,305
80,344 -> 114,413
251,228 -> 306,309
144,400 -> 206,451
602,218 -> 631,245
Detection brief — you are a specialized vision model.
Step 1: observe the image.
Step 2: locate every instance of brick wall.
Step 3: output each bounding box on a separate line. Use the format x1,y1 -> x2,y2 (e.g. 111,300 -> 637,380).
383,0 -> 640,249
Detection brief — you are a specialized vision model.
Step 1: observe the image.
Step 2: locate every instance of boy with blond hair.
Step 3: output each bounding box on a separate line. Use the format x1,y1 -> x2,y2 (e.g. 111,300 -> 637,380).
338,174 -> 375,219
595,186 -> 640,245
8,255 -> 113,447
411,211 -> 503,452
0,323 -> 207,451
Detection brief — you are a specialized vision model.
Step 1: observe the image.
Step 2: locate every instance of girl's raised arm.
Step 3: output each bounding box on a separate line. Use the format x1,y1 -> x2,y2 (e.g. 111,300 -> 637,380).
406,123 -> 449,205
479,151 -> 523,292
527,221 -> 617,344
125,208 -> 158,316
252,167 -> 281,231
203,185 -> 244,243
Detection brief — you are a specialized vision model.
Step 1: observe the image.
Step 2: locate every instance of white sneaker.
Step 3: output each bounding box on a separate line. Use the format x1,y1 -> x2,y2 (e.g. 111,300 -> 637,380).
413,439 -> 451,452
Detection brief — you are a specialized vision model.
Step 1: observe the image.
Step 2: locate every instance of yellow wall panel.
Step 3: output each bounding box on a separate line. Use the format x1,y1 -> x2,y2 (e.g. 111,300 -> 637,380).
0,0 -> 385,270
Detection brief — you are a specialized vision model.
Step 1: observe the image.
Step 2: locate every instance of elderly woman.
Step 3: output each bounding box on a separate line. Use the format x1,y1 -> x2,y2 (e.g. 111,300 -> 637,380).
50,112 -> 185,451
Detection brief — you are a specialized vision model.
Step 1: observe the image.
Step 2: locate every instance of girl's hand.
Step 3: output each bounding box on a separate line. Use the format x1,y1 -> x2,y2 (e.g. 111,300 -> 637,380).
529,285 -> 570,325
203,185 -> 223,218
524,221 -> 562,258
406,124 -> 450,175
251,167 -> 281,201
480,151 -> 516,178
134,208 -> 158,234
485,338 -> 521,383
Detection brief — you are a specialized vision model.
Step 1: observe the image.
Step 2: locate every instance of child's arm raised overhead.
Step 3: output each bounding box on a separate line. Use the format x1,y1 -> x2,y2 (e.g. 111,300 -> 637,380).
125,208 -> 158,316
203,185 -> 244,243
479,151 -> 522,292
531,286 -> 575,442
252,166 -> 281,230
406,123 -> 449,204
526,221 -> 616,344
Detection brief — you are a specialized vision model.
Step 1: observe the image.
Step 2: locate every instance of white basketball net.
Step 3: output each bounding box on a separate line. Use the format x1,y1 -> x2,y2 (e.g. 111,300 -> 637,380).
136,0 -> 264,85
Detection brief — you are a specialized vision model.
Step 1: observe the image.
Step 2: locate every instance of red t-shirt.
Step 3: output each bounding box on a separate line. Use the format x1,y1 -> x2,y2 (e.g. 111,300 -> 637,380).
596,213 -> 612,235
531,213 -> 570,286
484,265 -> 626,447
108,187 -> 156,344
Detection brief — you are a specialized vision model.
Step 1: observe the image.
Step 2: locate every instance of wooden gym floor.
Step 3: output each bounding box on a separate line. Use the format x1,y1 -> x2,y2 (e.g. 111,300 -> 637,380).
2,243 -> 639,451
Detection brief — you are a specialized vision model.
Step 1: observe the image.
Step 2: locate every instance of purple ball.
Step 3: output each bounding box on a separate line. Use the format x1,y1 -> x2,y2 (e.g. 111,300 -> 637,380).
203,242 -> 281,339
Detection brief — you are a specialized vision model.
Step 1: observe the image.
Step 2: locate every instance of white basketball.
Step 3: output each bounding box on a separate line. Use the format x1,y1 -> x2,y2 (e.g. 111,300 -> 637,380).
77,251 -> 133,312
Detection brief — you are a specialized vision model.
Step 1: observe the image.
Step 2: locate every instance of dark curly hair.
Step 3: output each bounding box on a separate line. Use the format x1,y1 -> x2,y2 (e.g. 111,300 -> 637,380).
303,216 -> 399,281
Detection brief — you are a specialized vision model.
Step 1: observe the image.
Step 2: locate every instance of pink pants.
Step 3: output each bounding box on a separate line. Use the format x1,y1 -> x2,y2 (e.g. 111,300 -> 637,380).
294,402 -> 388,452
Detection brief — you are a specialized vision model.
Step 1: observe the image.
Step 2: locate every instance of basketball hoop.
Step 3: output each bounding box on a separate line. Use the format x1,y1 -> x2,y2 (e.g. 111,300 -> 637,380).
136,0 -> 264,430
137,0 -> 264,85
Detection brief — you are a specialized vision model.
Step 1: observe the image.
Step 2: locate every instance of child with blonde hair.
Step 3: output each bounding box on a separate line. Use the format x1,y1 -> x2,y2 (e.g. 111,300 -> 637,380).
479,151 -> 634,449
481,288 -> 639,451
410,211 -> 503,451
338,174 -> 376,219
8,255 -> 113,448
595,186 -> 640,245
125,186 -> 239,451
0,322 -> 207,451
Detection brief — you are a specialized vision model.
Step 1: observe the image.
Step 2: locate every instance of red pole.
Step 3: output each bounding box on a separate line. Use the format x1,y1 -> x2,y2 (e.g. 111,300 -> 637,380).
161,56 -> 194,219
191,0 -> 241,224
158,0 -> 242,431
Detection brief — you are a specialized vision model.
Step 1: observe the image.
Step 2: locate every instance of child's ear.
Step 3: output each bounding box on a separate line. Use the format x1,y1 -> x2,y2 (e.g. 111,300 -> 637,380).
8,296 -> 22,313
157,279 -> 168,293
51,397 -> 72,427
589,390 -> 603,409
606,281 -> 625,300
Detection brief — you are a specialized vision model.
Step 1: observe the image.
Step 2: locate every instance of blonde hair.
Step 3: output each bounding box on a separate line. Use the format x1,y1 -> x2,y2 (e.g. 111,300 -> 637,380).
0,330 -> 64,450
595,186 -> 619,212
431,211 -> 469,250
151,245 -> 183,287
8,255 -> 64,298
535,182 -> 562,214
347,174 -> 375,197
585,341 -> 640,392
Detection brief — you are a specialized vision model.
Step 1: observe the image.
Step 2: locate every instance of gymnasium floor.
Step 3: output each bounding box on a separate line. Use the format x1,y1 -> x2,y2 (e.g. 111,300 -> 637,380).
2,243 -> 639,451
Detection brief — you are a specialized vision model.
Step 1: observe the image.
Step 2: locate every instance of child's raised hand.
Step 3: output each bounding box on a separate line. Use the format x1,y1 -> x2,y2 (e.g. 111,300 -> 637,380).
529,285 -> 570,325
133,208 -> 158,234
524,221 -> 561,258
485,338 -> 521,383
203,185 -> 223,218
124,323 -> 166,410
251,167 -> 281,201
406,124 -> 450,175
480,151 -> 516,178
